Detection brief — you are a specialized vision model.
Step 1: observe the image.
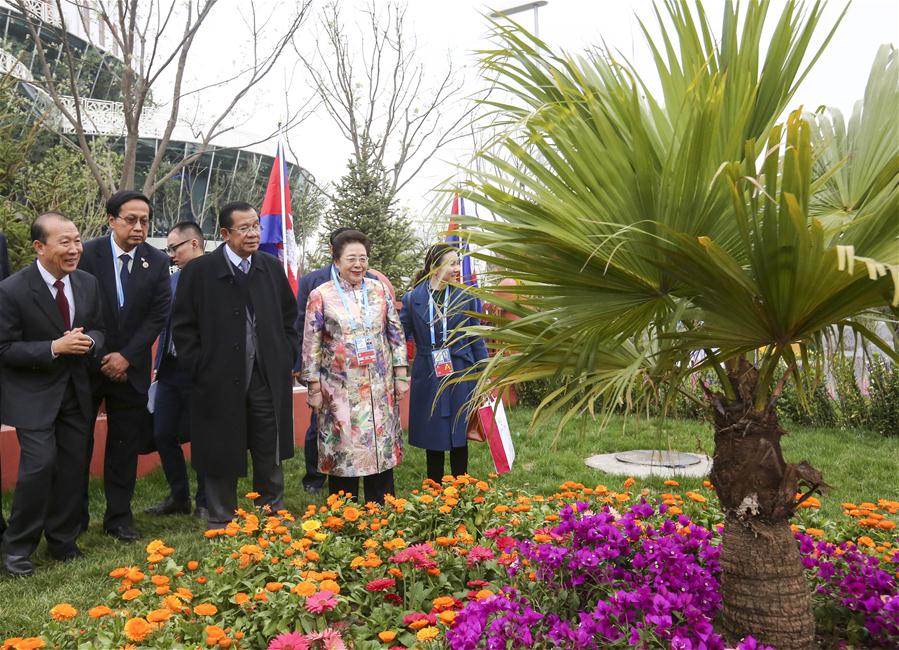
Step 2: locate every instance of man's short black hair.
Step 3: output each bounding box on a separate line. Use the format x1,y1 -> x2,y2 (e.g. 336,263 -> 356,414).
169,220 -> 204,242
106,189 -> 153,219
219,201 -> 256,230
31,211 -> 72,243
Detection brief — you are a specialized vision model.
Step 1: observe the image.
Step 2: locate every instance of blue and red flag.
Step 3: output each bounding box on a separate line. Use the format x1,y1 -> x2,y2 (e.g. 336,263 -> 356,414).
446,194 -> 481,312
259,139 -> 300,295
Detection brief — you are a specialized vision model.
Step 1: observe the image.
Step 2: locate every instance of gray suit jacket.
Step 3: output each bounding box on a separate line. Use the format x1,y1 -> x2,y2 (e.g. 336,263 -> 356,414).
0,262 -> 105,429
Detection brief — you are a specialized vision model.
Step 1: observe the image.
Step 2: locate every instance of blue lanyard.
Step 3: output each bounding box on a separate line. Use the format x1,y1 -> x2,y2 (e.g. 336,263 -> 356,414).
428,286 -> 450,347
331,266 -> 372,333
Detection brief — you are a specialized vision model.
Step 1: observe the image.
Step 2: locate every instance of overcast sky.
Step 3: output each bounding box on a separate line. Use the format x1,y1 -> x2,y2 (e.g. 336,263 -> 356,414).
189,0 -> 898,220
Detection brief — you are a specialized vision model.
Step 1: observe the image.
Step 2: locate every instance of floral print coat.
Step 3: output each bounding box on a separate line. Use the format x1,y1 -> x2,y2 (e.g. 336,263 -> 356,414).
302,277 -> 408,477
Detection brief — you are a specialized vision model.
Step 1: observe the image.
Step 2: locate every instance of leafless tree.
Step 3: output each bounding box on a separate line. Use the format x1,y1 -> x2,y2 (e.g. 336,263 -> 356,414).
13,0 -> 313,199
298,0 -> 470,202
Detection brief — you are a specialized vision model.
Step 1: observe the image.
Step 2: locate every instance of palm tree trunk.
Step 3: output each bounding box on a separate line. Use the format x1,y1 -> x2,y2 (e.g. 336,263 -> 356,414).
707,360 -> 822,650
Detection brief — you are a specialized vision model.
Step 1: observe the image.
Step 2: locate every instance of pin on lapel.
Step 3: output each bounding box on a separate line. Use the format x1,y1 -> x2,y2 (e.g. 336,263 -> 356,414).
141,258 -> 149,269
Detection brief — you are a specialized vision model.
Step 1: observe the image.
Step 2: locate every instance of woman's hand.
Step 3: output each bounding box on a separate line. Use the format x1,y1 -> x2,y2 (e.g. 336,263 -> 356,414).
394,376 -> 410,398
307,381 -> 323,410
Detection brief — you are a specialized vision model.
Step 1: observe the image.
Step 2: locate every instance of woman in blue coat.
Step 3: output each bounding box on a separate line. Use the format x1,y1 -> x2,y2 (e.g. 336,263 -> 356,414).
400,243 -> 488,484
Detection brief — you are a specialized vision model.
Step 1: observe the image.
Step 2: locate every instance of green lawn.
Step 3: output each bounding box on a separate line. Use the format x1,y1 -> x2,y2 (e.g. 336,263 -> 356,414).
1,409 -> 896,637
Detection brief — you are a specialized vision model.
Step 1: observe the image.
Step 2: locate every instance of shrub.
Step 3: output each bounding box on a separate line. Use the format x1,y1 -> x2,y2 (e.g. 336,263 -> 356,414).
867,355 -> 899,437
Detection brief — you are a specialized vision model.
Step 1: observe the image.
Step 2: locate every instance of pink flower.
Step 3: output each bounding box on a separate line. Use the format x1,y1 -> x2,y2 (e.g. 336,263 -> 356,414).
305,589 -> 338,614
306,629 -> 346,650
268,631 -> 311,650
466,545 -> 496,567
366,577 -> 396,591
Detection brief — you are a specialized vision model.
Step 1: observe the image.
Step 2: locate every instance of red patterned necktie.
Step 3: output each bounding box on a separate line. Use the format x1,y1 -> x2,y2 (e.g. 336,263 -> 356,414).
53,279 -> 71,330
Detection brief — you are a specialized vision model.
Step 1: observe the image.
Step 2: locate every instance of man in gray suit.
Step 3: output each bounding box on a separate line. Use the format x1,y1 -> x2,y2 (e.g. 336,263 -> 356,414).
0,213 -> 105,576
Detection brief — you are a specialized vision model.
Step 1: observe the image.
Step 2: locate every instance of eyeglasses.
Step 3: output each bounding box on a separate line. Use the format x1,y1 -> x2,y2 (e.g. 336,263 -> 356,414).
341,256 -> 369,265
164,239 -> 191,254
116,215 -> 150,228
227,223 -> 261,235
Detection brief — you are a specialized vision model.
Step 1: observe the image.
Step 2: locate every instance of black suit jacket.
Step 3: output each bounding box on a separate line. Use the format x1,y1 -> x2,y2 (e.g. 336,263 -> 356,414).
0,232 -> 9,281
0,263 -> 105,429
78,236 -> 171,395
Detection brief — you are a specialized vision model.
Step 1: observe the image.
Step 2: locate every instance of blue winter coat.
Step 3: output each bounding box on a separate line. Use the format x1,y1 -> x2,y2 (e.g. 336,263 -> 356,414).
399,283 -> 488,451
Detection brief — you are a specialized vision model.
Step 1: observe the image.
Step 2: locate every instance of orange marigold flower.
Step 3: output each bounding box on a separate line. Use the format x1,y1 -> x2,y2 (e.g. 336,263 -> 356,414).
122,589 -> 141,601
319,579 -> 340,594
409,620 -> 429,631
234,593 -> 250,605
378,630 -> 397,642
125,568 -> 145,583
439,610 -> 457,625
878,520 -> 896,530
176,587 -> 194,601
686,492 -> 707,503
150,575 -> 170,586
343,507 -> 361,522
186,560 -> 200,571
245,491 -> 261,500
163,595 -> 184,612
857,536 -> 876,548
416,626 -> 440,641
805,528 -> 825,538
123,617 -> 151,642
10,638 -> 45,650
703,480 -> 713,488
109,567 -> 129,579
664,480 -> 679,487
475,589 -> 494,601
50,603 -> 77,621
265,582 -> 284,592
292,581 -> 317,597
88,605 -> 113,619
623,477 -> 635,489
432,596 -> 455,610
145,539 -> 165,554
194,603 -> 218,616
147,609 -> 171,623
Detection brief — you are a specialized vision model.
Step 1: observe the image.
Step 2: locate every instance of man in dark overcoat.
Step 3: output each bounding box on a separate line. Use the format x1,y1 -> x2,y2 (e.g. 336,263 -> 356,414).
172,201 -> 299,530
0,213 -> 105,576
78,190 -> 171,541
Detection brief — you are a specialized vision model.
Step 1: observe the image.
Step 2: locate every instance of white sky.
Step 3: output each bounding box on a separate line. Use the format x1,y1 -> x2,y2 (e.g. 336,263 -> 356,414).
186,0 -> 898,220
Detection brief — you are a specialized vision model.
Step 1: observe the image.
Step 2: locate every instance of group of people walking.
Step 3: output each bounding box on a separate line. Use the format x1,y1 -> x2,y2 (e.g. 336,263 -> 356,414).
0,192 -> 487,577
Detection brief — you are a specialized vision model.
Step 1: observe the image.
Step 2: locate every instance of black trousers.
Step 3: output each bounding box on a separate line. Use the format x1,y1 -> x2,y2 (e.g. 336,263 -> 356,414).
3,381 -> 88,558
302,411 -> 326,490
204,365 -> 284,529
426,446 -> 469,484
82,379 -> 150,531
153,363 -> 206,508
328,469 -> 395,506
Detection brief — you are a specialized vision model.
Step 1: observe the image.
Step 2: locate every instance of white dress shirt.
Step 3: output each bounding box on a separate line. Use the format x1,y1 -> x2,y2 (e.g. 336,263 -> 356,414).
224,244 -> 251,271
37,261 -> 75,325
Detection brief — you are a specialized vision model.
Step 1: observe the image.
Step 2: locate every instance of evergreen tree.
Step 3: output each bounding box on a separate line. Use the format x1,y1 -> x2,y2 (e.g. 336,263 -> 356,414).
317,141 -> 421,290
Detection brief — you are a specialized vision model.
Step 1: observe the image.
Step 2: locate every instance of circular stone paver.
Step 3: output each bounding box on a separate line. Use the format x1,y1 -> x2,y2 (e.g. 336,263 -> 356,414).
585,449 -> 712,478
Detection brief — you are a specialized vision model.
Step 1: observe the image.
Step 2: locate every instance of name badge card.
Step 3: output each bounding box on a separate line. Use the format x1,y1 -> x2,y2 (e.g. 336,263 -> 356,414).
432,348 -> 453,377
355,335 -> 376,366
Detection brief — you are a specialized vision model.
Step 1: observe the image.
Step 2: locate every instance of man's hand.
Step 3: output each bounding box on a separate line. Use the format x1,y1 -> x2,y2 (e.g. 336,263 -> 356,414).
52,328 -> 94,356
101,352 -> 130,382
394,377 -> 410,399
307,390 -> 323,411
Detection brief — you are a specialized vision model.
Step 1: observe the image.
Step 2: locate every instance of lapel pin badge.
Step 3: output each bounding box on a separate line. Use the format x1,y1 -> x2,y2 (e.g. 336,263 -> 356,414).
142,258 -> 149,269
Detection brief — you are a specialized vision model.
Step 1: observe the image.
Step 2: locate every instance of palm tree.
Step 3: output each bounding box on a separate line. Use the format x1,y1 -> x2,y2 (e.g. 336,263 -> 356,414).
458,2 -> 898,648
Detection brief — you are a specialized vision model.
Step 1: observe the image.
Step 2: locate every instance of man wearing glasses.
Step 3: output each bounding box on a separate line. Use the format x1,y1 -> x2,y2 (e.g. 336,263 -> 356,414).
144,221 -> 207,519
172,202 -> 299,530
78,190 -> 171,541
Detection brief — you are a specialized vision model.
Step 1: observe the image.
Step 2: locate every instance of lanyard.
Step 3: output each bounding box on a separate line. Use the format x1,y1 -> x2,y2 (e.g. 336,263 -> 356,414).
331,266 -> 372,333
428,286 -> 450,347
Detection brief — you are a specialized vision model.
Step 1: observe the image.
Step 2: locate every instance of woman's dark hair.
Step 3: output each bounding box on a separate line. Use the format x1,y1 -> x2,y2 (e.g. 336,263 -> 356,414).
332,229 -> 371,260
413,243 -> 456,285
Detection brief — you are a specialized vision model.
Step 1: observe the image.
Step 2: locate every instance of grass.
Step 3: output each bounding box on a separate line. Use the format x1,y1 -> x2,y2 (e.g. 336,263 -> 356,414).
1,408 -> 897,637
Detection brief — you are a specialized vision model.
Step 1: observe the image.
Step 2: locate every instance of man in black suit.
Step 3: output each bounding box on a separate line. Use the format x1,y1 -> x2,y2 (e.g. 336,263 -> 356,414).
78,190 -> 170,541
0,213 -> 105,576
173,202 -> 299,530
144,221 -> 207,519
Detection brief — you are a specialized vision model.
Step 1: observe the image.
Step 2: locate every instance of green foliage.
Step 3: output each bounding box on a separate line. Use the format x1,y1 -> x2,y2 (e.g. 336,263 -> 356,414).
868,355 -> 899,437
318,141 -> 422,290
831,355 -> 869,429
778,382 -> 839,428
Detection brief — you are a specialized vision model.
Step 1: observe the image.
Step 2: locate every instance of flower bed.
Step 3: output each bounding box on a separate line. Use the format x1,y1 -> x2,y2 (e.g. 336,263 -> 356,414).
3,477 -> 896,650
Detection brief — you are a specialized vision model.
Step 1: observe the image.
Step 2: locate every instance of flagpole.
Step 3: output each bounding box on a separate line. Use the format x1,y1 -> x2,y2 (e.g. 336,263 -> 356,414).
276,122 -> 289,276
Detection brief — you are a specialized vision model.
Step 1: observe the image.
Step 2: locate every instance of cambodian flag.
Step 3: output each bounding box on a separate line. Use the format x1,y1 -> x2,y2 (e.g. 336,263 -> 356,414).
446,194 -> 481,312
259,139 -> 299,295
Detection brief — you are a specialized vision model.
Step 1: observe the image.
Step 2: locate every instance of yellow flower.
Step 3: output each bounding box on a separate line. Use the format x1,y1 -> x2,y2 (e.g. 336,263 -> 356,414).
49,603 -> 77,621
301,519 -> 321,532
416,626 -> 440,641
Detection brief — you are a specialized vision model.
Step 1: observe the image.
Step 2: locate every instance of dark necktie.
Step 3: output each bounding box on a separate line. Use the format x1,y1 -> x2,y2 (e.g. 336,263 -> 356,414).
53,279 -> 71,330
119,253 -> 131,307
233,261 -> 254,318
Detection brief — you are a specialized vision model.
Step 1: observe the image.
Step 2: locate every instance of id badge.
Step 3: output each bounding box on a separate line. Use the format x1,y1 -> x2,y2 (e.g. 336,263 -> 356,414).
355,335 -> 376,366
432,348 -> 453,377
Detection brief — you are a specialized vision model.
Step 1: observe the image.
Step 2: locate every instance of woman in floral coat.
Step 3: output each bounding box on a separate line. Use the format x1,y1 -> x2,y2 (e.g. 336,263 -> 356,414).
301,230 -> 409,504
